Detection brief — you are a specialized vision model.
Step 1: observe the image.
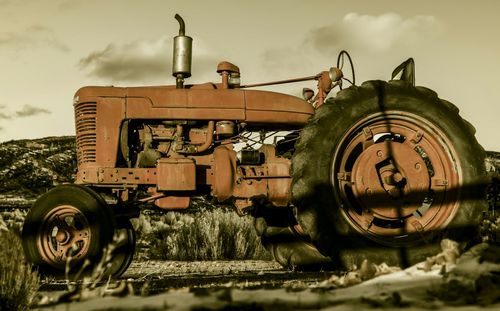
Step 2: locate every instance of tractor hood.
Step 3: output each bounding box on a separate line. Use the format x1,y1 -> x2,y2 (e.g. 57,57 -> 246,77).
75,86 -> 314,127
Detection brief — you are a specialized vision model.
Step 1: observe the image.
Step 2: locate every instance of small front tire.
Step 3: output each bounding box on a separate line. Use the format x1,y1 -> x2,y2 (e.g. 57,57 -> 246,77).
22,184 -> 116,277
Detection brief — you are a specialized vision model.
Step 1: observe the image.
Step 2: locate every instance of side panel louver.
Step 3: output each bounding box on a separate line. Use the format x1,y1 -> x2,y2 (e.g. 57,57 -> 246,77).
75,102 -> 97,165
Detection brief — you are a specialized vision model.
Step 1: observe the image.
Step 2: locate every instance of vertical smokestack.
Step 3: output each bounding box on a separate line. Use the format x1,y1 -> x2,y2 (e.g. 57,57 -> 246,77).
172,14 -> 192,88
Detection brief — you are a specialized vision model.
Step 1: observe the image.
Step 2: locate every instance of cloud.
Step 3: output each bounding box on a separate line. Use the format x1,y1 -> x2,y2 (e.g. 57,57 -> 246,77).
15,105 -> 51,117
79,36 -> 219,82
261,13 -> 443,71
57,0 -> 82,11
0,25 -> 70,52
0,105 -> 10,119
307,13 -> 443,54
79,37 -> 170,82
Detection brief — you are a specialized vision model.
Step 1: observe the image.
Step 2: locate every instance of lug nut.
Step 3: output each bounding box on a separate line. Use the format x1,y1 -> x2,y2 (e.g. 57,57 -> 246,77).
393,172 -> 404,183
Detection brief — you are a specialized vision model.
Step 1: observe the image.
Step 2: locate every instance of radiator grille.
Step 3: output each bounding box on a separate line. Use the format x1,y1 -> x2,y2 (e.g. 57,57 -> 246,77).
75,102 -> 97,165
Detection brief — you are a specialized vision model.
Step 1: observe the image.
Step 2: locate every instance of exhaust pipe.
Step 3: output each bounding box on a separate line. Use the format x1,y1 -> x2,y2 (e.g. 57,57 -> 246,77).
172,14 -> 192,88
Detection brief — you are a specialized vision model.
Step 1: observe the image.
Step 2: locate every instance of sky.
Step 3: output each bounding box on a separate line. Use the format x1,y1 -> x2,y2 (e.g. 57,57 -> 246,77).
1,0 -> 499,150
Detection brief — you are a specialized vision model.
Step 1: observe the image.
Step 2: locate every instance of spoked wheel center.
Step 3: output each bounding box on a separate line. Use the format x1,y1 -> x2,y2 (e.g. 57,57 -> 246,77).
351,141 -> 430,219
37,205 -> 91,266
334,112 -> 460,246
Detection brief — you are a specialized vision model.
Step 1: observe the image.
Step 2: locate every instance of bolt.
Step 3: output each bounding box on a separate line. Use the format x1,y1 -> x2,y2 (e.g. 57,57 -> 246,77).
377,150 -> 383,157
393,172 -> 404,183
415,163 -> 422,170
365,188 -> 373,195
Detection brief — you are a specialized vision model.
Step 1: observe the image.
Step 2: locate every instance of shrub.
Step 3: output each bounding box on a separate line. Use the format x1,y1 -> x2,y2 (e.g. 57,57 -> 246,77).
141,209 -> 272,261
0,230 -> 39,311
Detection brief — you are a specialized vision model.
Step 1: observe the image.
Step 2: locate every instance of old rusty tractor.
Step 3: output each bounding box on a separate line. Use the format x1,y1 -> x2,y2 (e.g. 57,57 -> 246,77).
22,15 -> 487,277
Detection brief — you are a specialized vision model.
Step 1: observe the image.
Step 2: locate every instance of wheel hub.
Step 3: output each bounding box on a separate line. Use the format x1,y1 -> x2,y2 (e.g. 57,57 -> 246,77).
37,205 -> 91,266
351,141 -> 430,219
334,112 -> 460,246
55,229 -> 70,244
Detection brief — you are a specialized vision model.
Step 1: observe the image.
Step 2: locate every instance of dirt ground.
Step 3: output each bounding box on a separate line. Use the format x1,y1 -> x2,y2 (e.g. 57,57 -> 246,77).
33,245 -> 500,311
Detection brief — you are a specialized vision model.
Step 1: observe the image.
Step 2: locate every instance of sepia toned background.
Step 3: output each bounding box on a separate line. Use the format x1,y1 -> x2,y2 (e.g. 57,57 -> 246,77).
1,0 -> 499,150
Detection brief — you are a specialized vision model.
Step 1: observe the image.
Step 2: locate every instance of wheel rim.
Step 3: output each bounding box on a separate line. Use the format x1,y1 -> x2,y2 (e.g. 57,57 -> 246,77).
37,205 -> 92,267
332,111 -> 460,246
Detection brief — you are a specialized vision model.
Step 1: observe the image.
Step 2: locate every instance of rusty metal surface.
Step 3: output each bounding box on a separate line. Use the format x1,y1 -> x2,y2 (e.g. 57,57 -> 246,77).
74,101 -> 97,166
154,196 -> 191,209
216,61 -> 240,74
333,112 -> 460,246
212,146 -> 237,201
74,96 -> 124,168
351,142 -> 430,219
259,145 -> 291,206
72,13 -> 316,217
37,205 -> 91,268
157,158 -> 196,191
74,87 -> 313,125
181,121 -> 215,154
81,167 -> 157,185
74,83 -> 311,194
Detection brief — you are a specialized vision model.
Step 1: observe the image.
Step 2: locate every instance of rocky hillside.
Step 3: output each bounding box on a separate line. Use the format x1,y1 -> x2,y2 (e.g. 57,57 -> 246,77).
0,136 -> 76,207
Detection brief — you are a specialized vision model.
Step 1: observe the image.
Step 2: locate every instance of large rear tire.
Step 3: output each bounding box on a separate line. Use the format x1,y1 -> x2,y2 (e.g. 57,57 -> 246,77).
292,80 -> 488,269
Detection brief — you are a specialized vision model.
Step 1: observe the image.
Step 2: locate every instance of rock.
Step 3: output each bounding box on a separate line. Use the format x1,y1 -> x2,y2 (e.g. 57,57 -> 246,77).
374,262 -> 401,276
422,239 -> 461,271
432,243 -> 500,305
341,271 -> 363,287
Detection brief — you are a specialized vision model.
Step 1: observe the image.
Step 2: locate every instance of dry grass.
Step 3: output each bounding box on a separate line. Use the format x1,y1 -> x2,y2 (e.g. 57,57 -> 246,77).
134,208 -> 272,261
0,230 -> 39,311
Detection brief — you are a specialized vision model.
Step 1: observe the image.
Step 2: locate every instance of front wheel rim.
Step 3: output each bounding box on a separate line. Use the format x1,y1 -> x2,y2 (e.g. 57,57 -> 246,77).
37,205 -> 92,268
332,111 -> 461,247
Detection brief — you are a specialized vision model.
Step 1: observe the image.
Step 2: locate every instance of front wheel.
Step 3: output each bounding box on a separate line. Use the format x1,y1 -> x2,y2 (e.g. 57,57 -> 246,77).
292,80 -> 488,269
22,184 -> 118,277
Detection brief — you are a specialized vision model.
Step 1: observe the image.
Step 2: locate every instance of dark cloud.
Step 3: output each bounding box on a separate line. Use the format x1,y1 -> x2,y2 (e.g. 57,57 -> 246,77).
0,25 -> 70,52
57,0 -> 82,11
79,36 -> 219,82
79,40 -> 170,81
15,105 -> 51,117
0,105 -> 10,119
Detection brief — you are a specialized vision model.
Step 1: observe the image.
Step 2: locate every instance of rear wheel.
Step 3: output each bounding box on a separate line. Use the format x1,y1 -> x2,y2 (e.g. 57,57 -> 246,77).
292,80 -> 488,269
